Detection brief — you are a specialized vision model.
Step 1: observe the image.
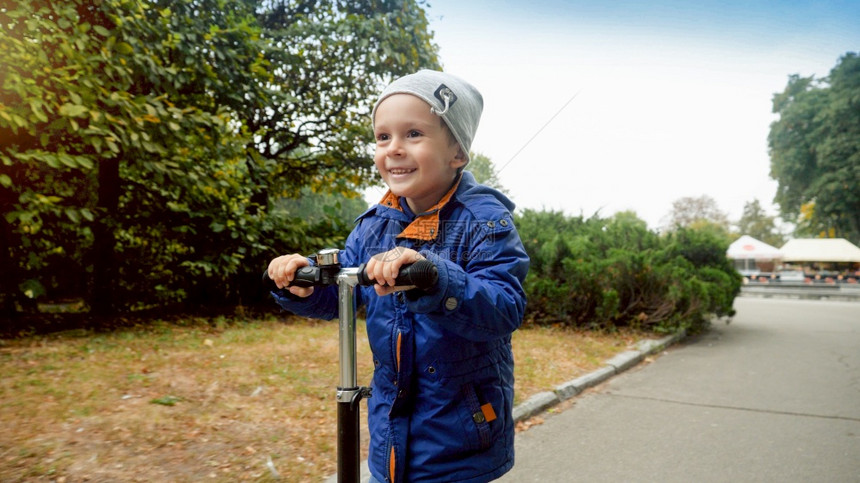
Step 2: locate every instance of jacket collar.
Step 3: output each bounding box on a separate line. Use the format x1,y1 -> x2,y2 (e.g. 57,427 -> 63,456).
378,175 -> 462,241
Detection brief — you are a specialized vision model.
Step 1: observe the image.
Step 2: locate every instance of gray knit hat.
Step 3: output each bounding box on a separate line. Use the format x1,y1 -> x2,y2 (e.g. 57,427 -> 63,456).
372,70 -> 483,163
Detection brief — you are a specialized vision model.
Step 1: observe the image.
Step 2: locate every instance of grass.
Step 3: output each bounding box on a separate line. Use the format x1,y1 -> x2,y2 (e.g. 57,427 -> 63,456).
0,316 -> 651,482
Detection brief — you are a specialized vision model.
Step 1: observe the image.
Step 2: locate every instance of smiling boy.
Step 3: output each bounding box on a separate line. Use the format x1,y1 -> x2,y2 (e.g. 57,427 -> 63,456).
268,70 -> 529,482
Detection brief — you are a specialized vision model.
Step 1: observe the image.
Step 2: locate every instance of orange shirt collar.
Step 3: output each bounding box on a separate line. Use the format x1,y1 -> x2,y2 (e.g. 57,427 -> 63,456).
378,176 -> 462,241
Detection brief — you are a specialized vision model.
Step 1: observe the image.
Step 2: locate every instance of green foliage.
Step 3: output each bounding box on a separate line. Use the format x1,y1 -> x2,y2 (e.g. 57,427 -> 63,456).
467,152 -> 507,193
735,199 -> 785,247
0,0 -> 439,318
769,52 -> 860,242
1,0 -> 274,312
249,0 -> 440,196
517,210 -> 741,334
663,195 -> 730,233
150,395 -> 182,406
275,188 -> 368,228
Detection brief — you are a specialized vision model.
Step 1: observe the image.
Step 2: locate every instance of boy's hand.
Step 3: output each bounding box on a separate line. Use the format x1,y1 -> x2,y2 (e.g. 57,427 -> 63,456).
267,254 -> 314,297
365,247 -> 425,296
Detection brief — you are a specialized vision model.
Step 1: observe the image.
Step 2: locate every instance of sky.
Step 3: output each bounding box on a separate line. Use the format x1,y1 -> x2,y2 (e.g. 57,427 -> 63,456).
367,0 -> 860,231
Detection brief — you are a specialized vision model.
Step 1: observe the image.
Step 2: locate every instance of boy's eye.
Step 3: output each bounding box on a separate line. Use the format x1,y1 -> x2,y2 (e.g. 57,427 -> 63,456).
407,130 -> 422,138
376,133 -> 389,142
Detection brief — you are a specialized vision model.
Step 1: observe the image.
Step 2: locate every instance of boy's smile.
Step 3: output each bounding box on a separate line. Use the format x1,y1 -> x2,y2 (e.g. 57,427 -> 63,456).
373,94 -> 466,213
388,167 -> 417,177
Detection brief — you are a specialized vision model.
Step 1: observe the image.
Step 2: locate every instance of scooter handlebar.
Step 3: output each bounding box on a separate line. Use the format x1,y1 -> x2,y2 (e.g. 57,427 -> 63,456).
262,259 -> 438,291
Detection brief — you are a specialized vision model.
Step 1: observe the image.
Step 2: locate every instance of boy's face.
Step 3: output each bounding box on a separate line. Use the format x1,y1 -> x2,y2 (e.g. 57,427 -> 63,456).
373,94 -> 466,214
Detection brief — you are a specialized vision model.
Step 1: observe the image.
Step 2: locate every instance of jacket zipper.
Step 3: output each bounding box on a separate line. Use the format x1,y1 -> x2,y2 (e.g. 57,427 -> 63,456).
389,295 -> 405,482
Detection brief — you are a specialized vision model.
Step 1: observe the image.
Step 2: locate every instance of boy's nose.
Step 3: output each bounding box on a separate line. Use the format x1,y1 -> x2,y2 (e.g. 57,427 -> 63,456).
387,138 -> 405,157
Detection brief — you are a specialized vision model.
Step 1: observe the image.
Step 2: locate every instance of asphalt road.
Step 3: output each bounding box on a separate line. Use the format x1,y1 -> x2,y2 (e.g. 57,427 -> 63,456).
498,297 -> 860,482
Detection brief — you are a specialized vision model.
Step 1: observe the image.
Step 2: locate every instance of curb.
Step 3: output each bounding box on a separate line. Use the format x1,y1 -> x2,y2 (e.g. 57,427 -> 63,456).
739,286 -> 860,301
512,330 -> 685,423
326,330 -> 686,483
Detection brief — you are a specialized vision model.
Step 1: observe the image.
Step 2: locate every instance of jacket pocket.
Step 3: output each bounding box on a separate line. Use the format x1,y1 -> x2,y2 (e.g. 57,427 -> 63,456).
457,374 -> 507,452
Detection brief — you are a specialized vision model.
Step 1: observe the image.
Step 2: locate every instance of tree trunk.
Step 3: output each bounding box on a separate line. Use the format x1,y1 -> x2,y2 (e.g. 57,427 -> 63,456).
0,217 -> 17,323
0,174 -> 22,323
90,156 -> 120,316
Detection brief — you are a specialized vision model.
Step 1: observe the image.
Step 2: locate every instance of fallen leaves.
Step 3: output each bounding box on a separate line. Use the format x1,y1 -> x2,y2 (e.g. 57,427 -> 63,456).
515,416 -> 545,432
1,317 -> 644,482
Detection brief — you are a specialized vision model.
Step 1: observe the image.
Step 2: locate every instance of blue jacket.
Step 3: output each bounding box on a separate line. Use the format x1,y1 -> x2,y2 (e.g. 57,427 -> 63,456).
272,172 -> 529,482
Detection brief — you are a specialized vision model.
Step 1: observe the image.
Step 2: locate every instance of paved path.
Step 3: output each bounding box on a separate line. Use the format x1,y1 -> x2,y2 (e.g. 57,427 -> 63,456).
499,298 -> 860,482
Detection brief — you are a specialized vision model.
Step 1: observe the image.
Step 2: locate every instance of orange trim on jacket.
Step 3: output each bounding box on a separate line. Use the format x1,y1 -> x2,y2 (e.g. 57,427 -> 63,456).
377,176 -> 462,241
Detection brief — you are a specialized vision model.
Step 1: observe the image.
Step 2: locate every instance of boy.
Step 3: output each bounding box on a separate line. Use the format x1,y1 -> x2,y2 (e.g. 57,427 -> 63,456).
268,70 -> 529,482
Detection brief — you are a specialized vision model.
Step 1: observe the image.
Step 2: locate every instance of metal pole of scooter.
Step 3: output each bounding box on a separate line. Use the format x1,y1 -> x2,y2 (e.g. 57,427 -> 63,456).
336,268 -> 361,483
264,249 -> 435,483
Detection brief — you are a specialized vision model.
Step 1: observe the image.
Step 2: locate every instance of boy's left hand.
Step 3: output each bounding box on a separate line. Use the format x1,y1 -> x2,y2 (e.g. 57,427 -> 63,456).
365,247 -> 425,296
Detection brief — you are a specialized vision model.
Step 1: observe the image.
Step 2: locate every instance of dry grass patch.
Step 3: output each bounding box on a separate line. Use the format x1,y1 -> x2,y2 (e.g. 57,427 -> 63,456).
512,324 -> 647,404
0,317 -> 652,482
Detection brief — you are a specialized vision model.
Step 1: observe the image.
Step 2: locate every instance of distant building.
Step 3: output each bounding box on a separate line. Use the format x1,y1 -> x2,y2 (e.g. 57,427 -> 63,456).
780,238 -> 860,282
726,235 -> 783,275
780,238 -> 860,265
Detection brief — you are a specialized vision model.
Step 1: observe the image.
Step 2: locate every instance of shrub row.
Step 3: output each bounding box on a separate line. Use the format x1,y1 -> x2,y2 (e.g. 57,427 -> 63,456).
2,207 -> 740,336
516,210 -> 741,334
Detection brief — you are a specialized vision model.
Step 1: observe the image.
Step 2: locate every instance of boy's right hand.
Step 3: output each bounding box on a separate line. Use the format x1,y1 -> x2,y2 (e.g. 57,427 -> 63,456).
267,254 -> 314,298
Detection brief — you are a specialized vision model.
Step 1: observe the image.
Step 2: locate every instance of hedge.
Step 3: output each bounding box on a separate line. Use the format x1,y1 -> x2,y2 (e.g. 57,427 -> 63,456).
516,210 -> 741,334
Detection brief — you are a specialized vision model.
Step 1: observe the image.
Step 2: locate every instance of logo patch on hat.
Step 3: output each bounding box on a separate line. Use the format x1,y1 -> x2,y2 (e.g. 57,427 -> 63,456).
434,84 -> 458,109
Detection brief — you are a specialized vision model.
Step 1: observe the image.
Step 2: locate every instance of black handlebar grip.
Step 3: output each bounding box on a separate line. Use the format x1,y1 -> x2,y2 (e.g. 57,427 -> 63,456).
357,259 -> 438,291
262,266 -> 319,291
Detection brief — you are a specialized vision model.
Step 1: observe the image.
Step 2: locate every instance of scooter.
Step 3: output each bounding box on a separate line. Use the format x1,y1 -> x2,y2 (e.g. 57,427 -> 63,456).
264,248 -> 438,483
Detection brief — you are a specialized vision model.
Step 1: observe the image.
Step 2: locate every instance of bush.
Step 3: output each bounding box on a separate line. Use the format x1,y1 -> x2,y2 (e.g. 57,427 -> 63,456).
516,210 -> 741,334
0,0 -> 437,321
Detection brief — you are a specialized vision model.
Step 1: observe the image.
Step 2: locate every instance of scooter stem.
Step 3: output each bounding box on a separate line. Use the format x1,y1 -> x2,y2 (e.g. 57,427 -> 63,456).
337,268 -> 360,392
336,267 -> 362,483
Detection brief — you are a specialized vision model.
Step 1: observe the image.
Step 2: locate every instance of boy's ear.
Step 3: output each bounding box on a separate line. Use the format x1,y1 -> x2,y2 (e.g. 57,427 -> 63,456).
452,147 -> 468,168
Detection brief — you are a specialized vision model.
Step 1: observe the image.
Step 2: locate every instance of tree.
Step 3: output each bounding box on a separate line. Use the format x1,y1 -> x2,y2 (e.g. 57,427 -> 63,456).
769,52 -> 860,243
0,0 -> 439,318
247,0 -> 440,198
662,195 -> 730,233
466,152 -> 507,193
735,199 -> 785,247
278,190 -> 368,224
1,0 -> 271,315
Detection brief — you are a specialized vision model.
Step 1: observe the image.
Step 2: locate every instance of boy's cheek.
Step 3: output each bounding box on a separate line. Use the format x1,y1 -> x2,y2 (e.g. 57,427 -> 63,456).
373,151 -> 386,168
